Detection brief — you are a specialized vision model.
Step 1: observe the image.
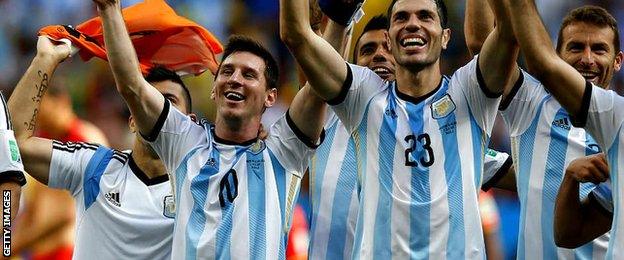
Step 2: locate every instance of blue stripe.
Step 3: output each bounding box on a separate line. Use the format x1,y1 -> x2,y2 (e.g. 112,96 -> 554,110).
576,133 -> 599,260
468,110 -> 484,189
187,149 -> 220,260
516,98 -> 546,260
325,138 -> 358,259
541,109 -> 570,259
308,121 -> 339,253
175,147 -> 203,207
372,93 -> 398,259
83,146 -> 113,209
215,150 -> 248,259
606,134 -> 619,260
351,109 -> 369,260
405,97 -> 430,260
269,150 -> 288,259
247,151 -> 267,259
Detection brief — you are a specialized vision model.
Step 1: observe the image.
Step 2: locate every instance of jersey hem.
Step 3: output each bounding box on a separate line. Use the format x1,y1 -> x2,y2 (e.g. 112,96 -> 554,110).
570,81 -> 592,128
499,69 -> 525,111
327,63 -> 353,106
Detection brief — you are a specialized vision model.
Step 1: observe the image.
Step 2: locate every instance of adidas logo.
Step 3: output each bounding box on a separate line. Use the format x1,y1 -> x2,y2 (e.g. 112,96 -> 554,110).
552,117 -> 571,130
105,192 -> 121,207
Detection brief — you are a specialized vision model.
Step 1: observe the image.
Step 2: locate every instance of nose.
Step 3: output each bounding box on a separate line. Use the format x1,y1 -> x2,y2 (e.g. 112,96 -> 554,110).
405,14 -> 421,32
373,48 -> 387,62
579,47 -> 596,67
226,70 -> 243,87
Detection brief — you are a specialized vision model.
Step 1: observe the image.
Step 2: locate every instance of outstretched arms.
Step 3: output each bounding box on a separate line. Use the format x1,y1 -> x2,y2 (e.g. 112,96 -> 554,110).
93,0 -> 165,138
8,37 -> 70,184
554,154 -> 612,248
464,0 -> 494,56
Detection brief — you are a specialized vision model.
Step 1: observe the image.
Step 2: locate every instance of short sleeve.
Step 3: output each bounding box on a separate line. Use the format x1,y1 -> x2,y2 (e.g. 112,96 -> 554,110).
329,63 -> 388,133
265,113 -> 324,177
147,99 -> 208,173
0,91 -> 26,185
48,141 -> 99,196
589,182 -> 613,214
499,71 -> 550,136
481,149 -> 512,191
451,56 -> 502,134
575,84 -> 624,150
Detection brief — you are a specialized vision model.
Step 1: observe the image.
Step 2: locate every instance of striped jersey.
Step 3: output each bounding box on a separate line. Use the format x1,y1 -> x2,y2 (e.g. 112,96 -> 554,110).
308,110 -> 510,259
578,84 -> 624,260
0,91 -> 24,176
147,101 -> 318,259
500,72 -> 608,260
48,142 -> 175,259
590,182 -> 613,213
330,57 -> 500,259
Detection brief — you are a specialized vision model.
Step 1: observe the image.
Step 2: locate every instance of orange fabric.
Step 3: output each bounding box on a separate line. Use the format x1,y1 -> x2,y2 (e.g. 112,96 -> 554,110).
31,244 -> 73,260
39,0 -> 223,76
286,206 -> 309,260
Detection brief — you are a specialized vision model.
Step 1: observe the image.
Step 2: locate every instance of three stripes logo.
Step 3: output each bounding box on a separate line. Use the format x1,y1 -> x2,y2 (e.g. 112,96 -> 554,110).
105,192 -> 121,207
552,117 -> 571,130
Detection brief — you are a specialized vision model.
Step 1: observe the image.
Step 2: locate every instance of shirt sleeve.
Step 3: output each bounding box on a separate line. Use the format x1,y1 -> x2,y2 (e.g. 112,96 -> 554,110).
589,182 -> 613,214
451,56 -> 503,134
0,91 -> 26,185
48,141 -> 99,196
481,149 -> 512,191
265,112 -> 325,177
574,83 -> 624,151
146,99 -> 208,173
499,71 -> 550,136
329,63 -> 388,133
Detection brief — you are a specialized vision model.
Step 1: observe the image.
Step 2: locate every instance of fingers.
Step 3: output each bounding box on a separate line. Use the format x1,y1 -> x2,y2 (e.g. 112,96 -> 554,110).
566,153 -> 610,184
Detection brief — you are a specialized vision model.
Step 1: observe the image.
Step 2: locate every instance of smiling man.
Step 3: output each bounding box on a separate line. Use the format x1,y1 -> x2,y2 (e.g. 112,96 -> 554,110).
281,0 -> 518,257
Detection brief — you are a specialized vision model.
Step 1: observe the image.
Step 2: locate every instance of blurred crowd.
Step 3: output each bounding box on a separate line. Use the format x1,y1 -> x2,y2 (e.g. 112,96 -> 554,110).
0,0 -> 622,259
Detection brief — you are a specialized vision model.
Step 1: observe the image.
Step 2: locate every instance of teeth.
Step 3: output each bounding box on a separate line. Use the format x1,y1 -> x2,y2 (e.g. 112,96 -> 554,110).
374,68 -> 389,74
402,37 -> 425,46
225,92 -> 244,101
581,72 -> 596,78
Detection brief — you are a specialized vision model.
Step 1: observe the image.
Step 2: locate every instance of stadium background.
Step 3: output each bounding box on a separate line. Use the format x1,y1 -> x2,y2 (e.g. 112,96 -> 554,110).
0,0 -> 622,259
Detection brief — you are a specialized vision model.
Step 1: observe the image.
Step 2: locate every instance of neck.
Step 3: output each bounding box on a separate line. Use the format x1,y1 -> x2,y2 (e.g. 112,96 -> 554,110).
395,61 -> 442,98
132,140 -> 167,179
214,115 -> 261,144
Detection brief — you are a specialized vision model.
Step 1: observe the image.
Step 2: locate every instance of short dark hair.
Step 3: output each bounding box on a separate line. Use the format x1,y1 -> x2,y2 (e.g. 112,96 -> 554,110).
217,35 -> 280,90
387,0 -> 448,29
354,15 -> 390,63
145,66 -> 193,112
556,5 -> 620,54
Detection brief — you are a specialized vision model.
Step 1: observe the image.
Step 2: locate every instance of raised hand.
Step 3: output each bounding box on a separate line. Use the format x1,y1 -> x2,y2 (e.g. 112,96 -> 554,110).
565,153 -> 610,184
35,36 -> 71,63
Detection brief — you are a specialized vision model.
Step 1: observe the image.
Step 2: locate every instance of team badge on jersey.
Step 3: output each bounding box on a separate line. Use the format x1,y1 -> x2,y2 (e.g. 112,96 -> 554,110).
249,140 -> 266,154
431,94 -> 456,119
163,195 -> 175,218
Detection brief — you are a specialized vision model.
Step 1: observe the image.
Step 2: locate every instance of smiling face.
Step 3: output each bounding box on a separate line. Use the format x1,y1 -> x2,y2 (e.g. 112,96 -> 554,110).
388,0 -> 450,71
559,22 -> 623,88
212,51 -> 276,123
356,29 -> 396,81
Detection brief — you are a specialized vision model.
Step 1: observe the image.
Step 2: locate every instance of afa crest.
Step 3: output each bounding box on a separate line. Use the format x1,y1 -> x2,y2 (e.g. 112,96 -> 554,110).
431,94 -> 456,119
163,195 -> 176,218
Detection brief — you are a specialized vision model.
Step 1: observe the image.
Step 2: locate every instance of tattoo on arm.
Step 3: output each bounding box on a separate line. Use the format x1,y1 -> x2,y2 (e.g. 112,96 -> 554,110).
25,71 -> 48,131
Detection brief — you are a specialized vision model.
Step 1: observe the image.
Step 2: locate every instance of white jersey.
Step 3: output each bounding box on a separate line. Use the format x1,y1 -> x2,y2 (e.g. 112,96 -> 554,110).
331,57 -> 500,259
590,182 -> 613,214
48,142 -> 175,260
578,84 -> 624,260
0,91 -> 24,178
501,72 -> 608,260
308,111 -> 510,260
147,101 -> 318,260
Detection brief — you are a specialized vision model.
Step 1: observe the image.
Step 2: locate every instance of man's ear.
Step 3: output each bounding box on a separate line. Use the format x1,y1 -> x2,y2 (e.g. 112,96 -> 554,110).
265,88 -> 277,108
441,28 -> 451,50
128,116 -> 136,133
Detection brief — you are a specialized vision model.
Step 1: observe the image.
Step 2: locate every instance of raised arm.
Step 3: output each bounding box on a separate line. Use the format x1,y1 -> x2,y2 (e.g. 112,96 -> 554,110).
280,0 -> 349,101
8,37 -> 70,184
504,0 -> 587,116
464,0 -> 494,56
93,0 -> 165,137
477,0 -> 520,95
554,154 -> 612,248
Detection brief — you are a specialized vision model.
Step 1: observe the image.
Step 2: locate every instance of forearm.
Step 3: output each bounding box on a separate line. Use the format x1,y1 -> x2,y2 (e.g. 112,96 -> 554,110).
465,0 -> 494,56
554,175 -> 583,247
322,20 -> 349,59
0,182 -> 20,222
280,0 -> 348,101
478,0 -> 519,94
97,3 -> 165,136
505,0 -> 586,115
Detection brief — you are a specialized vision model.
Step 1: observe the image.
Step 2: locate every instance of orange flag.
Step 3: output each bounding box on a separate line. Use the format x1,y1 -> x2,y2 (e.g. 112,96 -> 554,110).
39,0 -> 223,76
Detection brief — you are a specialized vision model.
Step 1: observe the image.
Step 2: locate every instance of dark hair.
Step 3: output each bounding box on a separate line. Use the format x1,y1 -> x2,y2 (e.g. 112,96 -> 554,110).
556,6 -> 620,54
309,0 -> 323,33
354,15 -> 390,63
217,35 -> 280,90
145,66 -> 193,112
387,0 -> 448,29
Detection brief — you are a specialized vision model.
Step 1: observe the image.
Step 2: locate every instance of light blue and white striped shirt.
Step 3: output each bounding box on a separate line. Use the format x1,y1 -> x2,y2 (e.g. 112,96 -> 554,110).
501,72 -> 608,260
148,101 -> 319,259
330,57 -> 500,259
